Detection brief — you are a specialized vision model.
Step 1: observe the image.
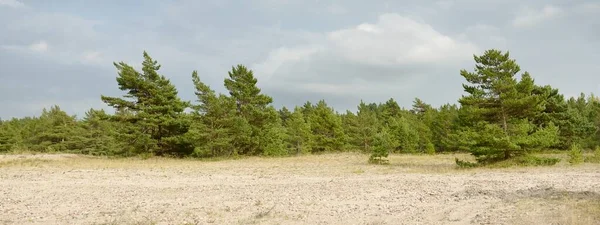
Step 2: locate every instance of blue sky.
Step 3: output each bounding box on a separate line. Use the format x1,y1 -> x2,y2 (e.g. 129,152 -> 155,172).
1,0 -> 599,119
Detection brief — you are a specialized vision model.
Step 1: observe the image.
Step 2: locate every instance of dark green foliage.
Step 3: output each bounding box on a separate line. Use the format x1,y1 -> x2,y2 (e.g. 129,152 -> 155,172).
457,155 -> 561,168
278,107 -> 292,126
346,101 -> 380,152
388,117 -> 419,152
100,52 -> 192,156
307,100 -> 346,153
285,107 -> 313,155
369,128 -> 392,164
259,107 -> 288,156
457,49 -> 559,163
223,65 -> 278,155
188,70 -> 237,157
494,155 -> 561,167
31,106 -> 81,152
430,104 -> 461,152
77,109 -> 120,156
0,123 -> 14,152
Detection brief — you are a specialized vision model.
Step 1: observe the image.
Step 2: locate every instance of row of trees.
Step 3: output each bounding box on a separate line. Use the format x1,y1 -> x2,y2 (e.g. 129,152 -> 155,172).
1,49 -> 599,163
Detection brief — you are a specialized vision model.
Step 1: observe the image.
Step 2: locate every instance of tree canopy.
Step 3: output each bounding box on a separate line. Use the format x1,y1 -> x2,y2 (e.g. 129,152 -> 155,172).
2,49 -> 598,165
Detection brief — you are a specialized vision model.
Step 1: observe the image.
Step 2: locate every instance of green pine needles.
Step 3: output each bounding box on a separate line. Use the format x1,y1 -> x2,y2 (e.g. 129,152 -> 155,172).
457,49 -> 559,164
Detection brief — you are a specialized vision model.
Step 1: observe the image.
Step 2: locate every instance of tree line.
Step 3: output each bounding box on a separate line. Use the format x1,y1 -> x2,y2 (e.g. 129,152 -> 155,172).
1,49 -> 599,164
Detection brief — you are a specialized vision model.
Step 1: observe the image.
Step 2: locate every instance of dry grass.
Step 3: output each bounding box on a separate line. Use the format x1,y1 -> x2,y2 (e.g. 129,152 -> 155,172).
0,151 -> 595,173
0,152 -> 475,175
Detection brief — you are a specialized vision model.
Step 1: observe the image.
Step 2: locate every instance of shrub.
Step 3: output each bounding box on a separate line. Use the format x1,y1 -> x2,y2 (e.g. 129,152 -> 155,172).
425,142 -> 436,155
455,158 -> 478,168
369,129 -> 392,165
568,144 -> 584,165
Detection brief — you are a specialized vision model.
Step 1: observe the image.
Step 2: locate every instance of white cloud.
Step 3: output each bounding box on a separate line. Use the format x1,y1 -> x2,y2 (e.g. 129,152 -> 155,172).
327,13 -> 477,66
0,0 -> 24,8
254,13 -> 478,76
28,40 -> 48,52
513,5 -> 564,28
252,46 -> 322,81
254,13 -> 478,103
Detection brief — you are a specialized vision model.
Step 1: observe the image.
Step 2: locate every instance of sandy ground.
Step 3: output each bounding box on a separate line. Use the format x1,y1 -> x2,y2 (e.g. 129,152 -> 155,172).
1,153 -> 599,225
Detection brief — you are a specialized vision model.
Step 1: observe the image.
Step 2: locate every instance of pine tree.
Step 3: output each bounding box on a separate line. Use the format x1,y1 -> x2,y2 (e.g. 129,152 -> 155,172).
431,104 -> 461,152
348,101 -> 379,152
101,51 -> 192,156
378,98 -> 402,126
0,122 -> 14,152
278,106 -> 292,126
32,105 -> 79,152
188,70 -> 237,157
308,100 -> 346,152
260,107 -> 288,156
369,128 -> 393,164
458,49 -> 559,163
285,107 -> 313,155
78,109 -> 120,156
410,98 -> 435,152
388,116 -> 419,152
223,65 -> 277,155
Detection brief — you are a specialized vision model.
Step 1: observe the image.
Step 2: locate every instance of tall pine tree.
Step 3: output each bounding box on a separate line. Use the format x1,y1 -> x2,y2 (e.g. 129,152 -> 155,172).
101,51 -> 192,156
458,49 -> 559,163
223,65 -> 279,155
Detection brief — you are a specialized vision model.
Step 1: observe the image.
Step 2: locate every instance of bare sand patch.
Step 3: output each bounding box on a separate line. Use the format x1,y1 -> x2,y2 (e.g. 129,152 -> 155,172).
1,153 -> 599,225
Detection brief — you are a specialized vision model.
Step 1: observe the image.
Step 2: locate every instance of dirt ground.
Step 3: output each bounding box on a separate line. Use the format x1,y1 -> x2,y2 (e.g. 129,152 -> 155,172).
1,153 -> 599,225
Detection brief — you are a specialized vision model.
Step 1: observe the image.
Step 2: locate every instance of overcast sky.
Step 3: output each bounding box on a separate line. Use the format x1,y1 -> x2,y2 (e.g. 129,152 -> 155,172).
1,0 -> 599,119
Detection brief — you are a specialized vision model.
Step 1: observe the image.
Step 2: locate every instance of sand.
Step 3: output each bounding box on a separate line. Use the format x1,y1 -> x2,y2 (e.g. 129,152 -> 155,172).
1,153 -> 599,225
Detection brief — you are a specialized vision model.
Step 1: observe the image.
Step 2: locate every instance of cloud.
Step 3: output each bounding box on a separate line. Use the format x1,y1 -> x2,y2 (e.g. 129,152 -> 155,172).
0,0 -> 24,8
255,13 -> 477,79
328,14 -> 478,66
2,0 -> 599,118
28,40 -> 48,52
252,46 -> 323,81
513,5 -> 564,28
253,13 -> 478,110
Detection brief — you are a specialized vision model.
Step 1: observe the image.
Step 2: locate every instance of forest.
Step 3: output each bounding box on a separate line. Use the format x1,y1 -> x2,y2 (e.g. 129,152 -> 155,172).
1,49 -> 600,166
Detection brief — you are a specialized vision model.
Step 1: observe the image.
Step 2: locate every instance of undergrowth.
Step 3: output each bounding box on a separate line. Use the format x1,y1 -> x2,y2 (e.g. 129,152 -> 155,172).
456,154 -> 561,168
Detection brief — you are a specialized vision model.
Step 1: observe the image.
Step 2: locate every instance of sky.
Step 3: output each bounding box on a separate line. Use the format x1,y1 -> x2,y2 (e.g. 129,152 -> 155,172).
0,0 -> 599,119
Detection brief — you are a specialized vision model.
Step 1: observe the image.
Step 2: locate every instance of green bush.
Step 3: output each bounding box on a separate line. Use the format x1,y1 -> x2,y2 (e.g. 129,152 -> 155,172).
425,142 -> 436,155
455,158 -> 478,168
568,144 -> 584,165
513,155 -> 561,166
473,155 -> 561,168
